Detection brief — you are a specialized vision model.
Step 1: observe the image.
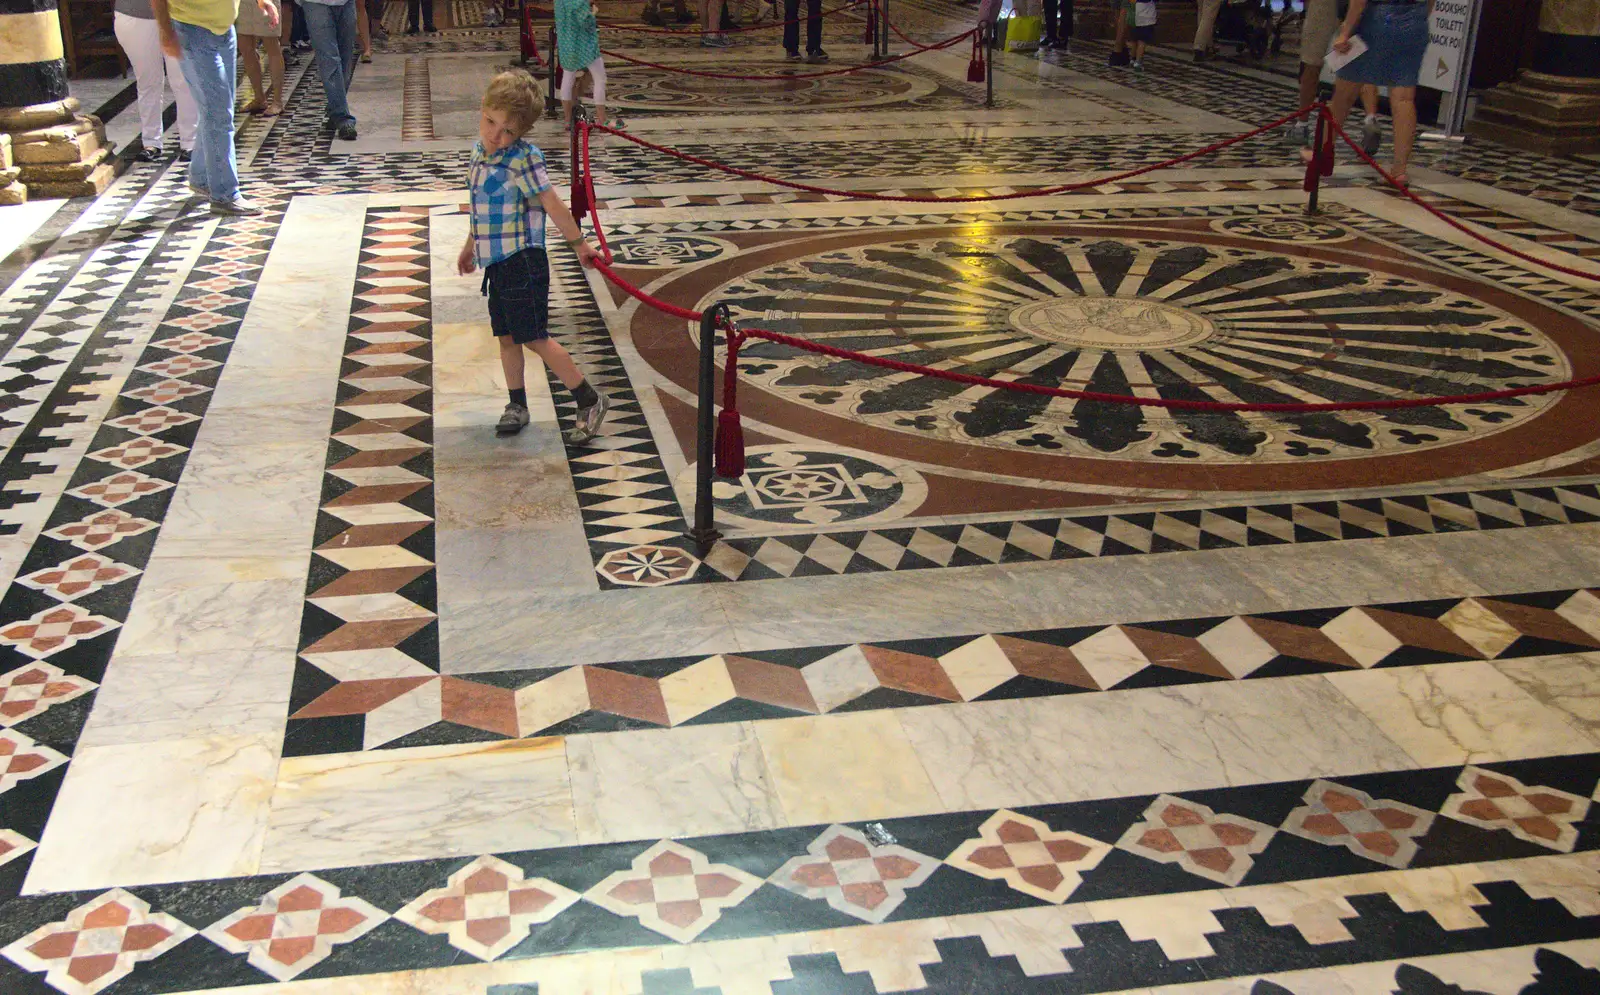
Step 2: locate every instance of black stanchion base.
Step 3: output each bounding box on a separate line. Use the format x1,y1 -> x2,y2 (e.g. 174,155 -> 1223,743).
688,528 -> 723,548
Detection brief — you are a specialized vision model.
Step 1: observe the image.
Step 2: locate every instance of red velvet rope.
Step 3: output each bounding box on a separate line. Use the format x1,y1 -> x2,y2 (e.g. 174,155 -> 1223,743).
580,122 -> 613,264
601,25 -> 972,78
579,108 -> 1600,414
589,106 -> 1311,202
1321,109 -> 1600,283
598,0 -> 865,34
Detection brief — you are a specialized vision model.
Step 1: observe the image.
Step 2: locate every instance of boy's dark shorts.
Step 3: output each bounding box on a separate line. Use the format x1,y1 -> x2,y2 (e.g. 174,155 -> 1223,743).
483,246 -> 550,344
1131,23 -> 1155,41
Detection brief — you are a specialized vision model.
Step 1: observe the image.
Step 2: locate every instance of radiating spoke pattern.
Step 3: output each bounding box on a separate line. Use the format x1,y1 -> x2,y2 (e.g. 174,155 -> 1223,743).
707,234 -> 1567,463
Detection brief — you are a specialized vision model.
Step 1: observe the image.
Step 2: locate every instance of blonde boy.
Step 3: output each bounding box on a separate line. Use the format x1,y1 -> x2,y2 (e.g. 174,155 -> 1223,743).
457,70 -> 609,441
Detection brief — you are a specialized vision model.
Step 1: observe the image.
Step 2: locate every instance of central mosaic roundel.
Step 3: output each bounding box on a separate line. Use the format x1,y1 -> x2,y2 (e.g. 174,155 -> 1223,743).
698,234 -> 1571,466
1007,297 -> 1216,350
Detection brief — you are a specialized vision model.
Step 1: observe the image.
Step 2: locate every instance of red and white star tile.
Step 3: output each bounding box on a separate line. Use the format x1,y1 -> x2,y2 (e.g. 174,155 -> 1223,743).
947,810 -> 1111,903
2,888 -> 193,995
585,840 -> 761,943
203,873 -> 388,981
769,824 -> 939,923
395,854 -> 580,960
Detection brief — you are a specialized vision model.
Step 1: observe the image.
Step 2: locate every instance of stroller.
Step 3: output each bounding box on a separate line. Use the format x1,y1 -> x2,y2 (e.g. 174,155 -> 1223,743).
1213,0 -> 1273,64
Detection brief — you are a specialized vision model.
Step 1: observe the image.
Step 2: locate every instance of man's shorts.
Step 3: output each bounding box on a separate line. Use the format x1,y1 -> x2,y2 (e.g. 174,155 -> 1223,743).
484,246 -> 551,344
1300,0 -> 1340,67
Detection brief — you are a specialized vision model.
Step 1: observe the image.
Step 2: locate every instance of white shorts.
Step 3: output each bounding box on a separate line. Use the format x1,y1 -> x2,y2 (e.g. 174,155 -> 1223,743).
1300,0 -> 1340,68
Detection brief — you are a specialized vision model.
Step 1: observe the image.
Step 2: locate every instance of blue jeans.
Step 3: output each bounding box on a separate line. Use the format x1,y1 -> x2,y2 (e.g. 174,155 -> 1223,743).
173,21 -> 238,202
302,0 -> 358,126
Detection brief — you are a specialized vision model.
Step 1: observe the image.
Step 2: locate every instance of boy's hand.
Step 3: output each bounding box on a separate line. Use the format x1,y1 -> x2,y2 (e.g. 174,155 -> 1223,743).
574,240 -> 600,268
457,242 -> 476,276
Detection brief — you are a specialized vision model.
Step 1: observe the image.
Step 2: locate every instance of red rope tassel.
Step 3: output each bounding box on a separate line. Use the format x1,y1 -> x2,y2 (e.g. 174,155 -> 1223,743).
571,167 -> 590,223
715,327 -> 746,479
967,30 -> 985,82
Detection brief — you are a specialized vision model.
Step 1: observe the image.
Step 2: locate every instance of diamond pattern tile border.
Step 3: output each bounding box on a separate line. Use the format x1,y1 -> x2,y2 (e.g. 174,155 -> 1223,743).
285,586 -> 1600,753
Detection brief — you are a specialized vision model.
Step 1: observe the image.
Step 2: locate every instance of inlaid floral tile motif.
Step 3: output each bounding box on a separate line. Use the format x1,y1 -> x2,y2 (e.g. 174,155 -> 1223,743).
1118,794 -> 1276,886
15,553 -> 139,600
42,510 -> 159,552
395,855 -> 580,960
585,840 -> 762,942
1281,780 -> 1435,868
769,824 -> 940,923
204,873 -> 389,981
0,662 -> 95,726
0,604 -> 119,659
64,472 -> 174,510
947,810 -> 1112,903
2,889 -> 193,995
1442,767 -> 1591,852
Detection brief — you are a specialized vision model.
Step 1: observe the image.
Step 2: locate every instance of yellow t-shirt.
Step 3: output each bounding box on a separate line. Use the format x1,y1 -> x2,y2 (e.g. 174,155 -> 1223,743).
170,0 -> 241,34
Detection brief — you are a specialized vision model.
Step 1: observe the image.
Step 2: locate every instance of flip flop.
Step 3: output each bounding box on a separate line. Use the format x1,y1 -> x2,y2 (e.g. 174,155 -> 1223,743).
264,100 -> 282,117
241,99 -> 267,115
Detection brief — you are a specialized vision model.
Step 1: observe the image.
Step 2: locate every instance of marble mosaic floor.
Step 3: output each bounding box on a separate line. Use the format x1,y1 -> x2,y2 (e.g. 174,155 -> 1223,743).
3,5 -> 1600,993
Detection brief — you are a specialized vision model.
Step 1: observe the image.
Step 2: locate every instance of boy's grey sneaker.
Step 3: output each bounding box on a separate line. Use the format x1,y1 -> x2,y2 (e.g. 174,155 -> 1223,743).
336,121 -> 359,141
565,393 -> 609,445
210,196 -> 262,216
1361,115 -> 1381,155
496,402 -> 530,436
1284,120 -> 1308,146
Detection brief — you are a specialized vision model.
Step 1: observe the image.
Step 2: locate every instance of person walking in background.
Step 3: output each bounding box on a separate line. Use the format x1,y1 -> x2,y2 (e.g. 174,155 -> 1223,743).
782,0 -> 827,62
1130,0 -> 1155,68
1193,0 -> 1220,59
1290,0 -> 1382,151
237,0 -> 287,116
406,0 -> 435,32
114,0 -> 198,162
556,0 -> 608,126
1041,0 -> 1071,50
153,0 -> 278,215
1309,0 -> 1430,186
301,0 -> 361,139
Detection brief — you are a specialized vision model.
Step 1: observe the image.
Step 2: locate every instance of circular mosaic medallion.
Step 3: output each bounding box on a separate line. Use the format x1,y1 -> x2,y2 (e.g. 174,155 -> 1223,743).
597,544 -> 701,586
608,234 -> 736,268
694,233 -> 1572,466
1008,297 -> 1216,350
608,63 -> 937,112
1211,216 -> 1352,243
676,446 -> 926,528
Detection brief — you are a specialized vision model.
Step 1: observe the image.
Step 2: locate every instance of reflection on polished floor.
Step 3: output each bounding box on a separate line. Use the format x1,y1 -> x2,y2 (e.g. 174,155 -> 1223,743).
2,4 -> 1600,993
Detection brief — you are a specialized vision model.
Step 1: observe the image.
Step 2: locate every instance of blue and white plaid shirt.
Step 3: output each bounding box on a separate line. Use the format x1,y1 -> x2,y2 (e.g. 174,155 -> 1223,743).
468,138 -> 553,268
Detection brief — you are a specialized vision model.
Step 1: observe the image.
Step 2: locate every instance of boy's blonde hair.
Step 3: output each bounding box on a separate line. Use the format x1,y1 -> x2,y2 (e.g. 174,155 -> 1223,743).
483,70 -> 542,131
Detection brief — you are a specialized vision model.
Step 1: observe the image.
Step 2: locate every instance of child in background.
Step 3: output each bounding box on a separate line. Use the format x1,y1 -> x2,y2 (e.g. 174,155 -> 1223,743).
457,70 -> 611,442
1130,0 -> 1155,69
556,0 -> 609,128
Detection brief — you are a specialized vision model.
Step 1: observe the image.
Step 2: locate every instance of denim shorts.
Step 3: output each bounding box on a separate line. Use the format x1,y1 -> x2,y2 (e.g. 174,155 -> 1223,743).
1337,1 -> 1429,88
483,246 -> 551,344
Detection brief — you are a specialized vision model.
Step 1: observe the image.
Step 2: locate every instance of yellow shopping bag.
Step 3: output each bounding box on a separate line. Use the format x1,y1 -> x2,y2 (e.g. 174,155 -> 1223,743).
1004,14 -> 1043,50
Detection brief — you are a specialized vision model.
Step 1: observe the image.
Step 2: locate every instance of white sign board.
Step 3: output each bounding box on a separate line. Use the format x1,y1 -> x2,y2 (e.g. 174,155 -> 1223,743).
1422,0 -> 1473,92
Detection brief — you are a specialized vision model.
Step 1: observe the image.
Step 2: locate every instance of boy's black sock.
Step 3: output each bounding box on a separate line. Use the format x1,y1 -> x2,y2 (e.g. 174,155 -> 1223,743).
509,387 -> 528,408
571,378 -> 599,409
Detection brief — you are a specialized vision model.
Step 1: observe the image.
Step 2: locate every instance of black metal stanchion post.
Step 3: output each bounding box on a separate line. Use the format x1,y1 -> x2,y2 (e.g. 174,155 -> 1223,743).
1306,106 -> 1324,216
985,23 -> 993,107
691,304 -> 731,547
878,0 -> 888,58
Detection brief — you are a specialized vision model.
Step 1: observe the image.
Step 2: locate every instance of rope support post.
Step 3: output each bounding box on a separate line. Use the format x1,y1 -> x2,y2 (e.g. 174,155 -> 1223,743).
692,303 -> 732,547
984,22 -> 993,108
1306,105 -> 1324,216
546,27 -> 561,115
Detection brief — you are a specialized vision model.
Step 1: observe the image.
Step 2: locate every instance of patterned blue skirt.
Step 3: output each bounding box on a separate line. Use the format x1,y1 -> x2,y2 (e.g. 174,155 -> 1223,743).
1337,1 -> 1429,88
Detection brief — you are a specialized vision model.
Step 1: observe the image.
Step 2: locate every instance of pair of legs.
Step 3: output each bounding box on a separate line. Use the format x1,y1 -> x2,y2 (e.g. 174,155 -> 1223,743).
1193,0 -> 1221,56
1041,0 -> 1071,45
407,0 -> 435,31
1325,77 -> 1415,183
559,58 -> 607,127
782,0 -> 821,56
172,20 -> 242,204
112,12 -> 197,154
500,337 -> 586,398
303,0 -> 359,130
1298,60 -> 1378,123
238,33 -> 286,115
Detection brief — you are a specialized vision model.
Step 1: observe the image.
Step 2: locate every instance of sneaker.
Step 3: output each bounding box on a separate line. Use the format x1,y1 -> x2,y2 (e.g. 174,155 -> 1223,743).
496,402 -> 530,436
336,121 -> 358,141
805,49 -> 829,63
1361,114 -> 1381,155
565,392 -> 609,445
702,33 -> 733,47
134,145 -> 165,163
1284,120 -> 1308,146
209,195 -> 263,216
187,182 -> 210,198
785,49 -> 802,60
178,149 -> 193,163
1132,58 -> 1142,71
